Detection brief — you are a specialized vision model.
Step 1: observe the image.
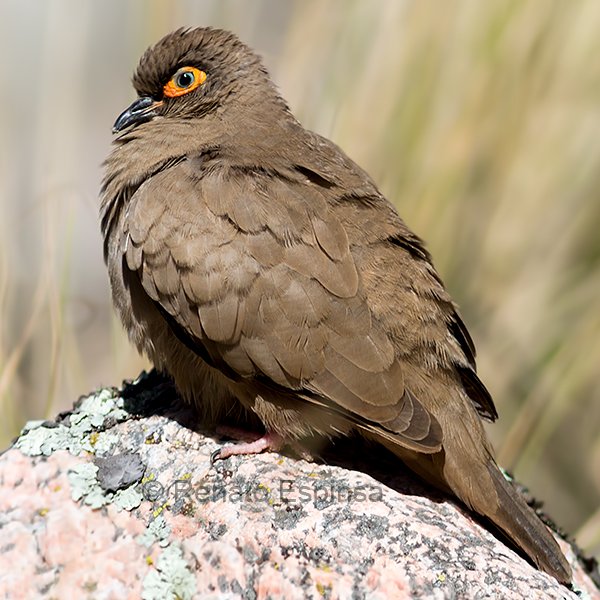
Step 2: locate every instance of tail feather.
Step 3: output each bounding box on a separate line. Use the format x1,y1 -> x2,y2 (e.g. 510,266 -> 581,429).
376,420 -> 572,585
485,463 -> 571,584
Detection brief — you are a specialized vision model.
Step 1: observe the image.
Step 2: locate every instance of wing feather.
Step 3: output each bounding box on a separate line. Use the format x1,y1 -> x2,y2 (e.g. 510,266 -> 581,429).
121,160 -> 442,453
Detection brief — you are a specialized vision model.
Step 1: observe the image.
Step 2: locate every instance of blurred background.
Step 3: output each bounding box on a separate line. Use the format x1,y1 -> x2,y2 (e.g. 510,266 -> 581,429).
0,0 -> 599,559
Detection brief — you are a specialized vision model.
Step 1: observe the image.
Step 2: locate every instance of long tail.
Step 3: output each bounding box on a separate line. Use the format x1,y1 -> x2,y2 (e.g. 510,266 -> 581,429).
484,462 -> 572,584
383,436 -> 572,584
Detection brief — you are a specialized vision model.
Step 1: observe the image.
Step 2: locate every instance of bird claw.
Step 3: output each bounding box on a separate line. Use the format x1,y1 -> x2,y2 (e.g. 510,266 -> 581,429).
210,448 -> 222,466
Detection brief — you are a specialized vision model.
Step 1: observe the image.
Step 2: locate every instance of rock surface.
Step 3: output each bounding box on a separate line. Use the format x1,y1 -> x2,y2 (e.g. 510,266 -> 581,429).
0,372 -> 598,599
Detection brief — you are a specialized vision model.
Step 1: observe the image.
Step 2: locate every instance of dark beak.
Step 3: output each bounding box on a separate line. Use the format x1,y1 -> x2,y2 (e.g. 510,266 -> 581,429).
112,96 -> 163,133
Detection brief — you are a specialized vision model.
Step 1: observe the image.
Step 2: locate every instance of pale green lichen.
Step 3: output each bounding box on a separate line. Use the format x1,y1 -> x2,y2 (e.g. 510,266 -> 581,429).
15,388 -> 129,458
68,463 -> 109,509
14,424 -> 73,456
142,544 -> 196,600
137,515 -> 171,548
113,485 -> 144,511
78,388 -> 129,425
21,420 -> 47,432
89,431 -> 121,455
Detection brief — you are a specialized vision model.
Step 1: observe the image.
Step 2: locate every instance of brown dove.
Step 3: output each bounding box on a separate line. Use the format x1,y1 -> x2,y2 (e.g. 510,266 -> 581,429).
100,27 -> 571,583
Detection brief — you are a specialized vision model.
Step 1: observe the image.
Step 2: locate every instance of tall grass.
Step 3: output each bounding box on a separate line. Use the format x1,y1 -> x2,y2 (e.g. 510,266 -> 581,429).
0,0 -> 598,558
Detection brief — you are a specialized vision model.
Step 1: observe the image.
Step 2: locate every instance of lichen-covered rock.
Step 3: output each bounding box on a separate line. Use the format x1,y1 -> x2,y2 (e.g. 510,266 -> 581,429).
0,372 -> 598,599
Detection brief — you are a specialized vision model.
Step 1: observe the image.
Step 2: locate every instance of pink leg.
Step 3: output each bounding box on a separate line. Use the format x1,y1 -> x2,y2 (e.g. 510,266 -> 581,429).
211,431 -> 284,464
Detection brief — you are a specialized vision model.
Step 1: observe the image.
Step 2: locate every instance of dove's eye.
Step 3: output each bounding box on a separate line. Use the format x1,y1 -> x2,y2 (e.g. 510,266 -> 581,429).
163,67 -> 206,98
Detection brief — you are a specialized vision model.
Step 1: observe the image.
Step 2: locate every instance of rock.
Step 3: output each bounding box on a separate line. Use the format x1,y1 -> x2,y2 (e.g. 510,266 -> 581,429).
0,372 -> 598,599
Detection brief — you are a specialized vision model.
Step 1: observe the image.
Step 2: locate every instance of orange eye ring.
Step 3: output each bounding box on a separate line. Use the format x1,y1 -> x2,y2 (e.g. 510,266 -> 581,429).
163,66 -> 206,98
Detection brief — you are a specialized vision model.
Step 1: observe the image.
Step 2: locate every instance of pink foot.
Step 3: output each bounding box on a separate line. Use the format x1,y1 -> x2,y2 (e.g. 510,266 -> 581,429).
211,431 -> 284,464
